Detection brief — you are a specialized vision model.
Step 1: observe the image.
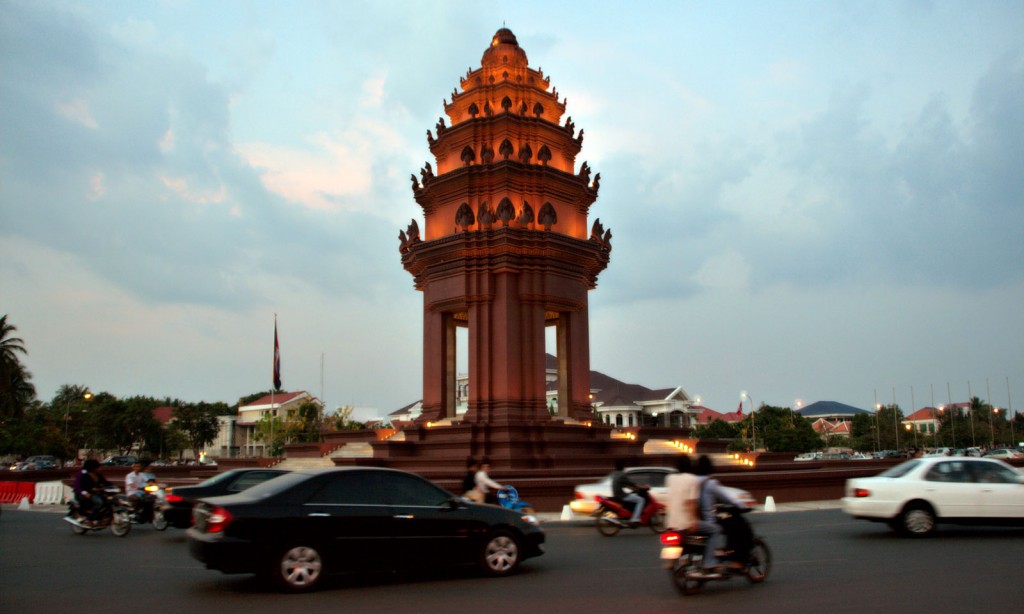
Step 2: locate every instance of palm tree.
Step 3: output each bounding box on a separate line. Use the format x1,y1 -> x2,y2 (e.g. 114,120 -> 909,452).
1,314 -> 36,419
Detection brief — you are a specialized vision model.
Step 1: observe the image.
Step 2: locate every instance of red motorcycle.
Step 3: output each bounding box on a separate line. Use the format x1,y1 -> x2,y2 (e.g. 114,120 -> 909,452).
593,487 -> 667,536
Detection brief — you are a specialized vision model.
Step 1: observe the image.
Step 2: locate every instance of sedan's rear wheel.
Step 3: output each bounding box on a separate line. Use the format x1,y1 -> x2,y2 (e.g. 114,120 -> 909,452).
479,531 -> 520,576
273,545 -> 324,592
899,502 -> 936,537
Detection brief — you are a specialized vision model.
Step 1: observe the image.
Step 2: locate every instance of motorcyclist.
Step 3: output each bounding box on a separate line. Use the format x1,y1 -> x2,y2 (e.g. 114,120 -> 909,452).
695,455 -> 751,575
474,458 -> 503,505
71,459 -> 112,526
126,459 -> 156,522
610,459 -> 647,526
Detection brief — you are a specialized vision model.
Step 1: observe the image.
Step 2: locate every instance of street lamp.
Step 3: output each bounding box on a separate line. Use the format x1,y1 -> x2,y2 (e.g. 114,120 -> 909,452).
64,391 -> 93,438
874,403 -> 882,452
905,422 -> 916,447
991,407 -> 999,448
741,391 -> 755,451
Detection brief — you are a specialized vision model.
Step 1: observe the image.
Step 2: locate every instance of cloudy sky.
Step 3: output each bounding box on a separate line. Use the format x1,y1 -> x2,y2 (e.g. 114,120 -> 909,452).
2,0 -> 1021,422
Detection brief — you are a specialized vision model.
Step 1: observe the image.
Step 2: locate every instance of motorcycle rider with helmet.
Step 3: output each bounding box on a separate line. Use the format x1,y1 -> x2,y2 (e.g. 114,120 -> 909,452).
610,459 -> 647,527
70,459 -> 112,527
694,455 -> 751,575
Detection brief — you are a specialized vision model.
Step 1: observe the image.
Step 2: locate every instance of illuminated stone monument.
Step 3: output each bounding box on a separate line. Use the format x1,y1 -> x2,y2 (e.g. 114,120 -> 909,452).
400,28 -> 611,427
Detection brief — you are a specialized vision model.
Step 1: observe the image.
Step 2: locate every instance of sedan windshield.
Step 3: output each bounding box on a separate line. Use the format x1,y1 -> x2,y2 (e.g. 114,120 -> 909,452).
878,459 -> 921,478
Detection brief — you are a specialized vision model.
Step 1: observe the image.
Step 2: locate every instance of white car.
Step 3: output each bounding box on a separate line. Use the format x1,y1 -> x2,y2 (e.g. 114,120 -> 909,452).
793,452 -> 820,461
842,457 -> 1024,536
983,448 -> 1023,460
569,466 -> 755,515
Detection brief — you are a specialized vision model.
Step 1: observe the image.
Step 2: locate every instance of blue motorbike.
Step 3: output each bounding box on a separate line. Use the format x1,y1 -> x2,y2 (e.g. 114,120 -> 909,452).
497,486 -> 535,515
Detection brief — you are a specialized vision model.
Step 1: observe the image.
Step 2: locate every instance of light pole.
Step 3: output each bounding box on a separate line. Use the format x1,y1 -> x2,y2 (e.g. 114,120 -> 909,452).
741,391 -> 755,451
991,407 -> 999,448
64,391 -> 93,437
968,381 -> 976,448
946,382 -> 956,449
892,388 -> 900,451
873,389 -> 881,452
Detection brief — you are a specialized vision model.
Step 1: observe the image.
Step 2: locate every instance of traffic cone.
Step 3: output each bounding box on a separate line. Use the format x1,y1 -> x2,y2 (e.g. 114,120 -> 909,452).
764,496 -> 776,512
560,505 -> 574,520
18,496 -> 31,511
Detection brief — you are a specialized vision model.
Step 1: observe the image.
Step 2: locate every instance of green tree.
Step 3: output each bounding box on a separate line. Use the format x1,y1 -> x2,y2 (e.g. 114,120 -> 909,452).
173,403 -> 221,460
873,404 -> 906,450
694,418 -> 740,439
849,412 -> 878,452
254,412 -> 285,456
739,405 -> 822,453
0,314 -> 36,421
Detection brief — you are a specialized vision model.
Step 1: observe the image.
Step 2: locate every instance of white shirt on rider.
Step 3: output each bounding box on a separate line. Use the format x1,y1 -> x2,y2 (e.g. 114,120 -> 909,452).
666,472 -> 700,531
125,470 -> 144,495
474,469 -> 502,494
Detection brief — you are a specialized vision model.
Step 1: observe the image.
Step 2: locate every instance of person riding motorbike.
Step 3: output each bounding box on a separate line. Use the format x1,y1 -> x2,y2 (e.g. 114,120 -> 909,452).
610,459 -> 647,526
694,455 -> 751,576
71,459 -> 112,527
126,459 -> 157,522
474,458 -> 503,505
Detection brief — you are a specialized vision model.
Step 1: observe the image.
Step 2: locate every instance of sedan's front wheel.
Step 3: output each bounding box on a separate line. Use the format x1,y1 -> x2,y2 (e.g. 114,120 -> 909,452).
479,531 -> 520,576
273,545 -> 324,592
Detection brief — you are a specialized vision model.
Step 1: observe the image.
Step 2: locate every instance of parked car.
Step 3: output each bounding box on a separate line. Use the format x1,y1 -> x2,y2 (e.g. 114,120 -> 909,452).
12,455 -> 58,470
848,453 -> 872,460
161,468 -> 290,528
842,457 -> 1024,536
100,455 -> 138,466
984,448 -> 1023,460
924,448 -> 951,457
568,465 -> 755,515
187,467 -> 545,592
794,452 -> 821,461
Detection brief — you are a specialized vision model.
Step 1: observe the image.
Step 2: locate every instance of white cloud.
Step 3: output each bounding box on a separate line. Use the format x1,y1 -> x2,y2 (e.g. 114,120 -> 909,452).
56,98 -> 98,128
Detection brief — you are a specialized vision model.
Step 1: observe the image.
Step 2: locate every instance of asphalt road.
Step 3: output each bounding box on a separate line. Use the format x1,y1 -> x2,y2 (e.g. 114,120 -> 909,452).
1,505 -> 1020,613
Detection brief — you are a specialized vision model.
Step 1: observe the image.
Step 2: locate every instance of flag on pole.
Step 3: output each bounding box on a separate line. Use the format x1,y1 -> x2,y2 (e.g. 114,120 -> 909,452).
273,318 -> 282,392
737,401 -> 744,416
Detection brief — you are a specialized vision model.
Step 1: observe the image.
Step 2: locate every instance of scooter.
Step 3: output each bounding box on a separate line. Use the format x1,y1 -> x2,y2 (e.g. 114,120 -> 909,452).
64,486 -> 132,537
131,482 -> 169,530
593,487 -> 666,536
497,486 -> 535,515
659,505 -> 771,595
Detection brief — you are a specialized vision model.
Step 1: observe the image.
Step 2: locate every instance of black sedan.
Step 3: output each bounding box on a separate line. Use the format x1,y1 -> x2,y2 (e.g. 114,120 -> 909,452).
161,468 -> 289,528
187,467 -> 545,592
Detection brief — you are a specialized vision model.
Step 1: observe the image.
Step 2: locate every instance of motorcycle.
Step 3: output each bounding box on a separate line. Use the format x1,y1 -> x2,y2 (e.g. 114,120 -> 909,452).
64,486 -> 132,537
130,482 -> 169,530
593,487 -> 667,536
497,486 -> 535,515
659,505 -> 771,595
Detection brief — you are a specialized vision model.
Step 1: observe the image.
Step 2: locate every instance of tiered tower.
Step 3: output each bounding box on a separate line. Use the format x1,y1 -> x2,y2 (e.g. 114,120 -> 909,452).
400,28 -> 612,428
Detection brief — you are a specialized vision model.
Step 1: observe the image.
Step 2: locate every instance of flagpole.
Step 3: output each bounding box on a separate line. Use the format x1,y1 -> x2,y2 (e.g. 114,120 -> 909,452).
271,313 -> 277,457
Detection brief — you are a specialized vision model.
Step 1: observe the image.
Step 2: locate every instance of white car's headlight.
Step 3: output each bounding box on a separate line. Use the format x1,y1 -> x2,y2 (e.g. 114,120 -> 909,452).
521,514 -> 539,526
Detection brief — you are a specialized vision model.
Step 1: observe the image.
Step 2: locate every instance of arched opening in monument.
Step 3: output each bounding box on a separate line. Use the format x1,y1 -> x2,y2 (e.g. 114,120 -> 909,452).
445,309 -> 583,422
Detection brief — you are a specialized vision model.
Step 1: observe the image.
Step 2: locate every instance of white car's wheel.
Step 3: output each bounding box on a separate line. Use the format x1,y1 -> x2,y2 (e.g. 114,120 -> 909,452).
899,502 -> 936,537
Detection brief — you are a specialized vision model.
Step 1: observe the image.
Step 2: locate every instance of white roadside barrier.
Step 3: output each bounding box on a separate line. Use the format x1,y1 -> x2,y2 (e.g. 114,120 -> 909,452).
34,480 -> 67,505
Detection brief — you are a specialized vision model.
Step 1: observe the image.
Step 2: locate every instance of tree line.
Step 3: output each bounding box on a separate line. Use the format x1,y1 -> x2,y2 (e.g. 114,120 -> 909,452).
0,314 -> 364,462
